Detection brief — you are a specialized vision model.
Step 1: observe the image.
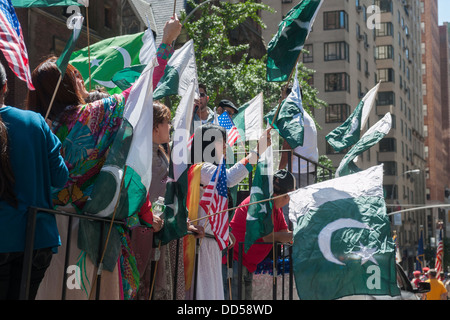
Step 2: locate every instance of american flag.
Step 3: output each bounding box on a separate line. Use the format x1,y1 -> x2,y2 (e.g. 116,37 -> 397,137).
218,111 -> 241,147
0,0 -> 34,90
435,227 -> 443,275
199,158 -> 229,250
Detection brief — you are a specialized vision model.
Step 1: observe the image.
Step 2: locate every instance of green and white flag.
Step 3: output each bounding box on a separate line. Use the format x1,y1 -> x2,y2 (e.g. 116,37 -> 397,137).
233,92 -> 263,142
155,80 -> 197,245
56,14 -> 83,76
266,0 -> 323,82
153,40 -> 198,101
244,144 -> 274,253
289,165 -> 401,300
336,113 -> 392,178
83,56 -> 157,220
12,0 -> 84,7
70,28 -> 155,94
264,72 -> 304,149
326,82 -> 380,152
80,56 -> 157,271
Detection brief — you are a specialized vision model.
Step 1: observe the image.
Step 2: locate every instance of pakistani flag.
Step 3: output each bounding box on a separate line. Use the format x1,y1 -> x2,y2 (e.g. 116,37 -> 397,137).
244,144 -> 274,253
70,28 -> 155,94
326,82 -> 380,152
266,0 -> 323,82
336,113 -> 392,178
289,165 -> 401,300
12,0 -> 83,7
56,14 -> 83,76
264,72 -> 304,149
155,80 -> 197,246
153,40 -> 198,101
80,57 -> 157,271
233,92 -> 263,142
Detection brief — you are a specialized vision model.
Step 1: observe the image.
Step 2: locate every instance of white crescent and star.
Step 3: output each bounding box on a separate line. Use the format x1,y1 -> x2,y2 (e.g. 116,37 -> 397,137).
318,218 -> 377,266
91,46 -> 132,88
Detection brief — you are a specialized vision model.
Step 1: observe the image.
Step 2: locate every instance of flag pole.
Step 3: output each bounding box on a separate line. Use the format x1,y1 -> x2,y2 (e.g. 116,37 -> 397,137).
45,75 -> 62,121
270,55 -> 302,127
173,0 -> 177,16
86,5 -> 92,91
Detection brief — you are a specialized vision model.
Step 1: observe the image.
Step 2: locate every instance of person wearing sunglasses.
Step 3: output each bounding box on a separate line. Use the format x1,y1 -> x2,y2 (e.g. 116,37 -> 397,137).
191,84 -> 215,134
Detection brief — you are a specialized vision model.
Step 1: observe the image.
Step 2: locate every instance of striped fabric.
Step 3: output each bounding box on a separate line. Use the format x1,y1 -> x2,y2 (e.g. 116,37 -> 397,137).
218,111 -> 240,147
199,158 -> 229,250
0,0 -> 34,90
435,228 -> 443,275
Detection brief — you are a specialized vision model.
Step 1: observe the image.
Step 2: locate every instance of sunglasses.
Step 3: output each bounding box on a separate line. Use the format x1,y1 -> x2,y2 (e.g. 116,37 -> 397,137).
199,92 -> 207,98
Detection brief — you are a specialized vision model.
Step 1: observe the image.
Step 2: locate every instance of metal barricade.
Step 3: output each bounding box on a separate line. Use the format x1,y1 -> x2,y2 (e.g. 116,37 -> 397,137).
19,149 -> 334,300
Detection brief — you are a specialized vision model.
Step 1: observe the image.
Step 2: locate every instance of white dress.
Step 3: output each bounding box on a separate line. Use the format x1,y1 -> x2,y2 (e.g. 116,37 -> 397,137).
187,161 -> 250,300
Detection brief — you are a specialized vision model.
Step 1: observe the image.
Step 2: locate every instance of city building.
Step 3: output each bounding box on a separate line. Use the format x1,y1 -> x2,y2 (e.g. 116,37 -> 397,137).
421,0 -> 450,247
262,0 -> 426,273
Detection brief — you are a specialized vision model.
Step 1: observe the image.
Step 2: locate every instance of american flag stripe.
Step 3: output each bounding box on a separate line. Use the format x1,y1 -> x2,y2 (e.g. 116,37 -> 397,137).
199,159 -> 229,250
435,229 -> 443,275
0,1 -> 34,90
217,111 -> 241,147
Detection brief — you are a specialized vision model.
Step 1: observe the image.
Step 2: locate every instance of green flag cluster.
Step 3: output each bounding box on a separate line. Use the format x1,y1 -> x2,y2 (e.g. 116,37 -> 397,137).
288,165 -> 401,300
81,58 -> 157,271
233,92 -> 264,142
266,0 -> 323,82
155,81 -> 198,246
70,28 -> 155,94
336,112 -> 392,177
264,73 -> 304,149
244,144 -> 274,253
326,82 -> 380,152
153,40 -> 198,101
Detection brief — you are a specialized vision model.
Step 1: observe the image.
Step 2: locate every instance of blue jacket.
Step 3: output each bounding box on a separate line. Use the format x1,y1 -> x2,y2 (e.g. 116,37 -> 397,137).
0,106 -> 68,253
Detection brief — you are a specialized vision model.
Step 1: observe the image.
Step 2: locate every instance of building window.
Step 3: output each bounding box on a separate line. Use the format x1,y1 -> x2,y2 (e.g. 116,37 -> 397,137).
377,91 -> 395,106
302,44 -> 313,63
379,138 -> 396,152
324,42 -> 349,61
376,22 -> 394,37
325,104 -> 350,123
325,73 -> 350,92
375,0 -> 393,13
380,161 -> 397,176
375,45 -> 394,60
104,6 -> 112,29
324,11 -> 348,30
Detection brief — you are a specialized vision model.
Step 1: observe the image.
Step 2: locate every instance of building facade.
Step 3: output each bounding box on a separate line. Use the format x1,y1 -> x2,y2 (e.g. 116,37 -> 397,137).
421,1 -> 450,253
262,0 -> 426,273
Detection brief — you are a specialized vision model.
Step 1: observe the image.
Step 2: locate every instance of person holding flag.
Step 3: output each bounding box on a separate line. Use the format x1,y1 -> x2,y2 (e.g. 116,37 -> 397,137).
185,123 -> 272,300
222,169 -> 295,300
27,16 -> 182,300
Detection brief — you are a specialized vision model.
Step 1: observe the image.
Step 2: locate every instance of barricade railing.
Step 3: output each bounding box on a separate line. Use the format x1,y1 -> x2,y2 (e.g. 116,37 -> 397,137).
20,149 -> 334,300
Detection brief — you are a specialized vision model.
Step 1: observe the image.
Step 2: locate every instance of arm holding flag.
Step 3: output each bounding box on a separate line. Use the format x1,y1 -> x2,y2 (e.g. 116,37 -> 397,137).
153,14 -> 182,88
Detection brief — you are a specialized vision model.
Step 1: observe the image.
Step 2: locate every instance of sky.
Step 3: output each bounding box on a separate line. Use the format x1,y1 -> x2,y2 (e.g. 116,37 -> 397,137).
438,0 -> 450,24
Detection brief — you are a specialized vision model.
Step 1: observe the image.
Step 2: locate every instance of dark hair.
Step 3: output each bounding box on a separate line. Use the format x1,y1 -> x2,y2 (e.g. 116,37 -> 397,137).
190,123 -> 226,165
199,83 -> 207,94
153,102 -> 171,128
273,169 -> 295,195
0,62 -> 17,207
26,56 -> 85,120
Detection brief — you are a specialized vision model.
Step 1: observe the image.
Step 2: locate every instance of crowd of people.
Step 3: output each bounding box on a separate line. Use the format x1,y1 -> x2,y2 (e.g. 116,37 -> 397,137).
410,267 -> 449,300
0,14 -> 296,300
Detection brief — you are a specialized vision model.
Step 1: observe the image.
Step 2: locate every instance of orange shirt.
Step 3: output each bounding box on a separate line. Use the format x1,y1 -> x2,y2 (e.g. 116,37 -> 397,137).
425,279 -> 448,300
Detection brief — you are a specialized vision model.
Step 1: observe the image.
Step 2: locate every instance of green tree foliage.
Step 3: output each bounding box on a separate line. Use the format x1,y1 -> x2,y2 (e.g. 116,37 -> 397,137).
179,0 -> 326,115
